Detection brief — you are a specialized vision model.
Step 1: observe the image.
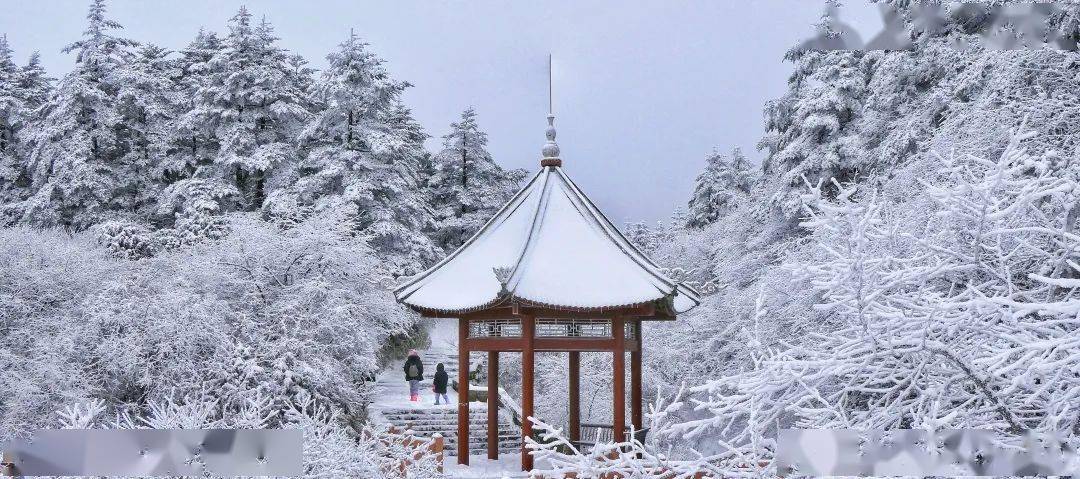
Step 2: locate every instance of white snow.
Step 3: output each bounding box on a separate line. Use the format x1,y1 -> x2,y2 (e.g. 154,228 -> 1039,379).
443,453 -> 545,478
396,171 -> 545,311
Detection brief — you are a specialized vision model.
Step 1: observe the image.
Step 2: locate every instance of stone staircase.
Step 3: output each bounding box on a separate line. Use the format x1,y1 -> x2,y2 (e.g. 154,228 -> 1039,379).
380,406 -> 521,456
413,349 -> 461,390
376,344 -> 521,457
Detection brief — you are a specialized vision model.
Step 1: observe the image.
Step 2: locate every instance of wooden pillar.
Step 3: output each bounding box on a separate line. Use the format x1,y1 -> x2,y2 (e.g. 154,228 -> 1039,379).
487,351 -> 500,460
612,316 -> 626,443
631,319 -> 643,432
568,351 -> 581,444
521,314 -> 535,471
457,318 -> 470,464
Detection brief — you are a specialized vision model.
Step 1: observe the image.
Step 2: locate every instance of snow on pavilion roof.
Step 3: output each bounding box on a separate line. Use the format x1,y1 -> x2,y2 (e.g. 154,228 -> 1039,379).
394,165 -> 701,315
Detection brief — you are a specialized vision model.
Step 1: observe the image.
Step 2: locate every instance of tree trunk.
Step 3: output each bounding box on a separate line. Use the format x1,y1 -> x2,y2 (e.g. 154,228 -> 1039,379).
461,132 -> 467,188
253,169 -> 265,207
347,110 -> 354,147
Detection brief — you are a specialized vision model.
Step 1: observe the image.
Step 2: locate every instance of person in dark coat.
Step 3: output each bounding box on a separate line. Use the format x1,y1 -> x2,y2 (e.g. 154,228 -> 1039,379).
432,363 -> 449,405
403,349 -> 424,402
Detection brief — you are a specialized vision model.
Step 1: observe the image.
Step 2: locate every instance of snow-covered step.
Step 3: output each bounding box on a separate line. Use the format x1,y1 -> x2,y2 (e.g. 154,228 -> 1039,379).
371,342 -> 521,458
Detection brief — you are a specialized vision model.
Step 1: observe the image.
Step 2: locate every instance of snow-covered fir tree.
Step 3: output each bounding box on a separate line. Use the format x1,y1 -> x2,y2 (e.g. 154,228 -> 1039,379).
112,44 -> 182,218
266,31 -> 440,275
0,49 -> 52,224
429,107 -> 526,250
18,0 -> 138,228
15,52 -> 52,112
0,35 -> 24,214
686,146 -> 753,228
180,7 -> 311,212
0,35 -> 18,157
165,28 -> 221,185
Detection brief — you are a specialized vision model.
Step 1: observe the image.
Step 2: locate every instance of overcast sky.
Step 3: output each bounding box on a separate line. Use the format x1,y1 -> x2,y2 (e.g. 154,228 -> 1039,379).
1,1 -> 882,224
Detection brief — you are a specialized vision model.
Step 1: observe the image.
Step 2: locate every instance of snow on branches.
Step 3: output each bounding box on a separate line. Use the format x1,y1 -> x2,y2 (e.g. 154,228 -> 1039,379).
525,416 -> 719,479
660,124 -> 1080,471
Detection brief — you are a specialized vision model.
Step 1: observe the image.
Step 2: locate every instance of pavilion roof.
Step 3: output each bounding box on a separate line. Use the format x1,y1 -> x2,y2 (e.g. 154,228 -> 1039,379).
394,162 -> 701,316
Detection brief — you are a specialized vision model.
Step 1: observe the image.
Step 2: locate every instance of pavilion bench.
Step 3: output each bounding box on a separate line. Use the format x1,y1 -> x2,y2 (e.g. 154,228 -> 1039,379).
571,423 -> 648,451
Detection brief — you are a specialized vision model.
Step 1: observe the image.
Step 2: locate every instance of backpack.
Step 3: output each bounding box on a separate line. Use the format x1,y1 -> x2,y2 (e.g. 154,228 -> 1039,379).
408,363 -> 419,377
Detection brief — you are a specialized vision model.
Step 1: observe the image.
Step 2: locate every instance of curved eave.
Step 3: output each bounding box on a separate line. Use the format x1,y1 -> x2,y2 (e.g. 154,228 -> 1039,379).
406,293 -> 680,318
401,285 -> 700,318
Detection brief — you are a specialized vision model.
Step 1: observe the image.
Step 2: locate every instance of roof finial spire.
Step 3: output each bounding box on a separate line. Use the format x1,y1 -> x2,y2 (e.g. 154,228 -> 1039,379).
541,54 -> 562,167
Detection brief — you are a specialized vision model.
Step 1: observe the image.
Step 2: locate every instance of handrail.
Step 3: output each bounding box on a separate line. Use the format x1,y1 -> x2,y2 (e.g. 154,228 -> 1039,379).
467,384 -> 524,427
573,424 -> 650,448
496,385 -> 523,426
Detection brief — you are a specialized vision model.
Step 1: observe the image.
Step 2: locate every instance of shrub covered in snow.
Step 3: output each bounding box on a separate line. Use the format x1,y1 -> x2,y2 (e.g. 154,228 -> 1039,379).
646,126 -> 1080,471
0,210 -> 418,442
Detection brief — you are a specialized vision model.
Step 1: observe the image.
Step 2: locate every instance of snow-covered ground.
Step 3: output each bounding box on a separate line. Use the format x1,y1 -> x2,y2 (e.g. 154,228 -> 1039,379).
443,454 -> 532,478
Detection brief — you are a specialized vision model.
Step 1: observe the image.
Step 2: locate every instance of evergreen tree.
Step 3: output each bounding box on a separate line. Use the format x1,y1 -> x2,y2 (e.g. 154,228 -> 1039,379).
687,147 -> 753,228
266,32 -> 439,275
429,107 -> 526,250
155,30 -> 232,239
182,8 -> 310,212
0,35 -> 24,215
16,52 -> 52,111
114,44 -> 182,218
0,50 -> 52,223
19,0 -> 138,228
166,28 -> 222,186
0,35 -> 18,155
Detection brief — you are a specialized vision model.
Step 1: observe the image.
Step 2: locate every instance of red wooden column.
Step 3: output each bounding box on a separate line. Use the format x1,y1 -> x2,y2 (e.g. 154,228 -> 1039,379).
631,319 -> 643,431
568,351 -> 581,444
487,351 -> 500,460
457,318 -> 470,464
612,316 -> 626,443
521,314 -> 536,471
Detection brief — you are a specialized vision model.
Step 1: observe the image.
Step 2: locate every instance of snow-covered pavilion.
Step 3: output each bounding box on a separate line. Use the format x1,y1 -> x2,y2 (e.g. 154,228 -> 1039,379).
395,113 -> 700,471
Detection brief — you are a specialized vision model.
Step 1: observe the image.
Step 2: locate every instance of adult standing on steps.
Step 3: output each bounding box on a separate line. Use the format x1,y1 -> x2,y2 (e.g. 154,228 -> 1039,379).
404,349 -> 424,402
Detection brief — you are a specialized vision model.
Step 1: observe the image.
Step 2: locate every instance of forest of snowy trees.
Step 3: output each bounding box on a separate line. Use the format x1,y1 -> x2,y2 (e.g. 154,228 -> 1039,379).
3,0 -> 1080,477
0,1 -> 525,473
0,1 -> 524,275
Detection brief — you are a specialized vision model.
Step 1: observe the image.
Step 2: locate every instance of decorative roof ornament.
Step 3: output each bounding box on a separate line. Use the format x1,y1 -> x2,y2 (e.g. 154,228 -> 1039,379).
541,114 -> 561,167
541,54 -> 562,167
492,265 -> 513,293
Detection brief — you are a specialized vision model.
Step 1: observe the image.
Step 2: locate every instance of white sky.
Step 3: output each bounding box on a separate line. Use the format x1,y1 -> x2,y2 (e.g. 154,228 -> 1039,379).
0,1 -> 883,223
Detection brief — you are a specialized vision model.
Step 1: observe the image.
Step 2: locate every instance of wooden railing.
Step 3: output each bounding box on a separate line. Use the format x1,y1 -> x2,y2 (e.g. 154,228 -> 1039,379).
572,424 -> 648,450
379,426 -> 445,474
0,451 -> 13,477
